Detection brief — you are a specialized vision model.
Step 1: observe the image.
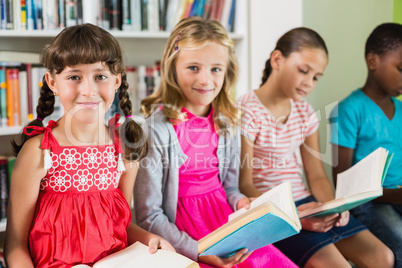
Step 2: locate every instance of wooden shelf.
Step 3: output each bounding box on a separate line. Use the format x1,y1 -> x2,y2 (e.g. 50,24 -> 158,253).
0,126 -> 22,136
0,30 -> 243,41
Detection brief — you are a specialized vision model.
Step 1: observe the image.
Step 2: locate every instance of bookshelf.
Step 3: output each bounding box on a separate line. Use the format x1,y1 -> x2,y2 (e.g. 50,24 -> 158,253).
0,1 -> 250,238
0,0 -> 249,138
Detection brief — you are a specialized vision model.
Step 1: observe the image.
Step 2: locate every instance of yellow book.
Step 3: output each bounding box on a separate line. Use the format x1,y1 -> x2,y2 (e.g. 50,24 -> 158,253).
72,241 -> 199,268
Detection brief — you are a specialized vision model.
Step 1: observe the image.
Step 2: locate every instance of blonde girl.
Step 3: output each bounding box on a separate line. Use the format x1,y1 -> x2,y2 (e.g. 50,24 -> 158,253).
135,17 -> 297,268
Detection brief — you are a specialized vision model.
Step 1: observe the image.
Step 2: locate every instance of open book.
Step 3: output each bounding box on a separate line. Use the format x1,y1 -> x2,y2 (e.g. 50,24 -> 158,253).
198,181 -> 301,257
298,147 -> 393,219
72,241 -> 199,268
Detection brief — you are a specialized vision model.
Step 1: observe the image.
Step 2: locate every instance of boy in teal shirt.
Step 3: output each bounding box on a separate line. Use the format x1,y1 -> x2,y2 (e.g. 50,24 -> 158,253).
330,22 -> 402,266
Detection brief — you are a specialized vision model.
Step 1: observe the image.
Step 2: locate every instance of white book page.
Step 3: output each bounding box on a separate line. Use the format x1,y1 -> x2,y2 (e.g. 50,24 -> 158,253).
336,148 -> 386,199
71,242 -> 196,268
229,182 -> 296,223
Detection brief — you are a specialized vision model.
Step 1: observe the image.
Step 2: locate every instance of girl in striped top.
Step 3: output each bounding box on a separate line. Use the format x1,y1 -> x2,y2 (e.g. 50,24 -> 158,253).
238,27 -> 394,268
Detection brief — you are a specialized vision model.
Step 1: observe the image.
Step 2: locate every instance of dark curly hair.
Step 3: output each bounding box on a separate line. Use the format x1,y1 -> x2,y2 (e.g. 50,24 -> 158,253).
365,22 -> 402,56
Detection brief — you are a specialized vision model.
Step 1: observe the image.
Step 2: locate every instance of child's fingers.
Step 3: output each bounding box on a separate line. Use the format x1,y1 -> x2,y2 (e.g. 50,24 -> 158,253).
148,238 -> 159,254
160,239 -> 176,252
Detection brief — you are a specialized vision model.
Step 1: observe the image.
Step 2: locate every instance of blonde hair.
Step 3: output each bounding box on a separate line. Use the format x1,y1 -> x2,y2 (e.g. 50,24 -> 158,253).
140,17 -> 240,133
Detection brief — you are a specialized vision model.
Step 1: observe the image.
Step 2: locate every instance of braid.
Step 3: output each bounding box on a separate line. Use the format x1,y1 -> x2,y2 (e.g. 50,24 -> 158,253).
11,75 -> 56,156
118,72 -> 148,161
260,58 -> 272,86
37,76 -> 56,119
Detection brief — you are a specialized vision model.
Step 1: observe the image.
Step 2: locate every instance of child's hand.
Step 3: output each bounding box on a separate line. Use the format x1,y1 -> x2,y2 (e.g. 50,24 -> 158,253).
148,237 -> 176,254
198,248 -> 252,267
298,202 -> 339,232
334,210 -> 350,227
236,197 -> 255,210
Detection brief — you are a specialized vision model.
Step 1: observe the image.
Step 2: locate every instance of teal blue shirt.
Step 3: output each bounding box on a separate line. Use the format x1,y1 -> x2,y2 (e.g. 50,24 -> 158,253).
330,89 -> 402,188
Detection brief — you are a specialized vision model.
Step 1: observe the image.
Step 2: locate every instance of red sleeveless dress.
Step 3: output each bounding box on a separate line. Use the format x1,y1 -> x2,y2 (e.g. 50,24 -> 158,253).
26,119 -> 131,268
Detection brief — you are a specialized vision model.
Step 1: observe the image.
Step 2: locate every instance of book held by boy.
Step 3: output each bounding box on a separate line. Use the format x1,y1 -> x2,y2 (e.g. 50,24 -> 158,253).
298,147 -> 393,219
198,181 -> 301,257
72,241 -> 199,268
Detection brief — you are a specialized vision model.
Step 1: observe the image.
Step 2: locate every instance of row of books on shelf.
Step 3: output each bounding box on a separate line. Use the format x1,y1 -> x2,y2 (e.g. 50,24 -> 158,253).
0,51 -> 161,128
0,0 -> 236,32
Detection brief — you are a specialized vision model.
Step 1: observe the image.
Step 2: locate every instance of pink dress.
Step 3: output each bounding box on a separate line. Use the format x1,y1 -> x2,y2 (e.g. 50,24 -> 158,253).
26,119 -> 131,268
174,108 -> 297,268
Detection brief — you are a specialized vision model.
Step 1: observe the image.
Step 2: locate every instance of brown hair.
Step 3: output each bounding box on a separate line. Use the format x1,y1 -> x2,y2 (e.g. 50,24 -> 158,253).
140,17 -> 240,133
12,24 -> 147,160
261,27 -> 328,86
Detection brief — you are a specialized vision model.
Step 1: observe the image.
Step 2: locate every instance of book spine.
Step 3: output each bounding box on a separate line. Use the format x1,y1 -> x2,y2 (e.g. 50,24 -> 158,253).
25,63 -> 33,121
109,0 -> 121,30
122,0 -> 131,30
0,67 -> 7,127
82,0 -> 98,25
20,0 -> 27,30
6,0 -> 13,29
131,0 -> 141,31
19,67 -> 28,125
13,0 -> 22,31
6,68 -> 20,127
157,0 -> 165,31
1,0 -> 7,29
202,0 -> 212,19
227,0 -> 235,32
181,0 -> 193,19
26,0 -> 35,30
0,158 -> 8,221
101,0 -> 110,29
76,0 -> 83,24
65,0 -> 77,27
147,0 -> 159,31
220,0 -> 231,30
58,0 -> 65,28
34,0 -> 43,29
140,0 -> 148,30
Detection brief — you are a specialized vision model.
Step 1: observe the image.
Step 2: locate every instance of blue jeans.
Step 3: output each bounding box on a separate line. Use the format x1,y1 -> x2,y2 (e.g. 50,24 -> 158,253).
351,201 -> 402,267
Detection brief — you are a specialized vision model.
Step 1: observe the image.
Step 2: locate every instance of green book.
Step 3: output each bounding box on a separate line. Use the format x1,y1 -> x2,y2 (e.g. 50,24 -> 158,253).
299,147 -> 392,219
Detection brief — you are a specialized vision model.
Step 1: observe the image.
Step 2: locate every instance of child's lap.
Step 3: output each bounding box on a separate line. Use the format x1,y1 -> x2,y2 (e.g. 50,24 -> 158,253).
199,244 -> 297,268
273,195 -> 367,267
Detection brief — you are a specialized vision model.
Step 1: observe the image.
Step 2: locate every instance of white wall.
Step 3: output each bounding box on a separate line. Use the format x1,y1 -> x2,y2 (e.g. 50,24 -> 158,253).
303,0 -> 394,178
246,0 -> 303,96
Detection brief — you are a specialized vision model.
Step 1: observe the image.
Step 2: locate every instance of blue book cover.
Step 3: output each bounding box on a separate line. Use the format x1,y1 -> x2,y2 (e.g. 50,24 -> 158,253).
198,182 -> 301,257
199,211 -> 300,257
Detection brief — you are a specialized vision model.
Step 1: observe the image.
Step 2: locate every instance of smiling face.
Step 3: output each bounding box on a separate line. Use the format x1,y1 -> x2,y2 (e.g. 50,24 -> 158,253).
277,47 -> 328,101
46,62 -> 121,124
175,42 -> 228,116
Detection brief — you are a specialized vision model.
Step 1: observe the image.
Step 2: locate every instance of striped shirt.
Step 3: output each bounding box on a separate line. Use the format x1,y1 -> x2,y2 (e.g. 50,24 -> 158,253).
238,90 -> 319,201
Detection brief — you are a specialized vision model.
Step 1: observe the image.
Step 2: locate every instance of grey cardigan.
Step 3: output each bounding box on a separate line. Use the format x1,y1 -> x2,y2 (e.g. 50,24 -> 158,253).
134,108 -> 245,260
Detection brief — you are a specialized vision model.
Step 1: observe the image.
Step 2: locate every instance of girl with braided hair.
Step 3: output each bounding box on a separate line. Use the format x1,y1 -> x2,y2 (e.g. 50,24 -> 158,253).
5,23 -> 173,268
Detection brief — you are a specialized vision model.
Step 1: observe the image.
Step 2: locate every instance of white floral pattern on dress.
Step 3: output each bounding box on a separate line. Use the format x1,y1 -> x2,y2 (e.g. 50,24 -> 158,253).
59,148 -> 81,170
48,153 -> 59,175
83,148 -> 102,169
94,168 -> 112,190
49,170 -> 72,192
103,147 -> 117,168
73,169 -> 94,191
40,180 -> 48,190
112,171 -> 122,188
